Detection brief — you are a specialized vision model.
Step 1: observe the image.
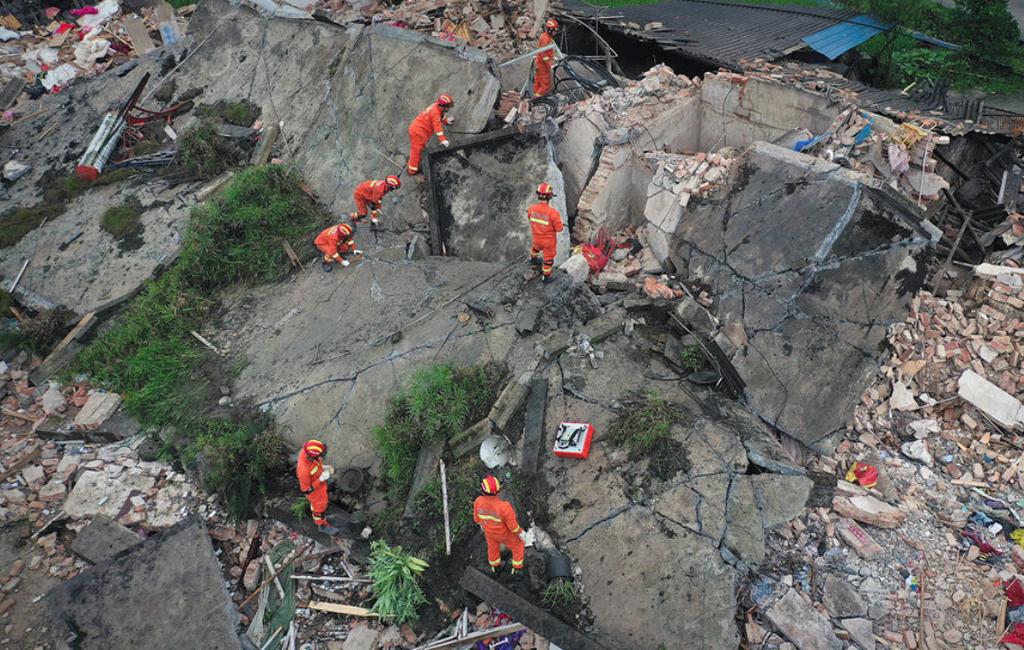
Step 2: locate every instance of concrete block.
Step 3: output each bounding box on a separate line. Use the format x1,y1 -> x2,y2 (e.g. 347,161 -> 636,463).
74,392 -> 122,431
71,515 -> 141,563
559,254 -> 590,285
958,369 -> 1024,430
488,377 -> 531,432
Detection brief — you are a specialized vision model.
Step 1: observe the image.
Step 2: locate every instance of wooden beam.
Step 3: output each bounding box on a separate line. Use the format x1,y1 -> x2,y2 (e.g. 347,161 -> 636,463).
29,311 -> 96,386
0,445 -> 41,483
520,378 -> 548,476
459,567 -> 609,650
307,601 -> 377,617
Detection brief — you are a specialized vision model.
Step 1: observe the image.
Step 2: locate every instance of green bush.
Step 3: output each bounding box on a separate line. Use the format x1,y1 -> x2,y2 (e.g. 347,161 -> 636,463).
177,120 -> 244,180
541,578 -> 578,609
369,540 -> 429,624
73,165 -> 323,518
412,459 -> 480,556
197,100 -> 260,127
679,345 -> 706,373
608,391 -> 679,456
373,364 -> 503,489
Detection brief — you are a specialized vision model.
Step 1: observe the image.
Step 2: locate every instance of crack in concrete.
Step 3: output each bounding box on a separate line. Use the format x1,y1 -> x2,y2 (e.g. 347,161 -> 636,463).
562,503 -> 636,544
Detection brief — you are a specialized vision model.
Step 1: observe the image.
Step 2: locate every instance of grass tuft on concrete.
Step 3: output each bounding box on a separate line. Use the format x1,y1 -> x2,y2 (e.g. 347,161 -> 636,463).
101,199 -> 143,239
177,120 -> 245,180
0,170 -> 137,249
74,165 -> 323,518
609,391 -> 690,479
541,578 -> 578,609
198,100 -> 260,127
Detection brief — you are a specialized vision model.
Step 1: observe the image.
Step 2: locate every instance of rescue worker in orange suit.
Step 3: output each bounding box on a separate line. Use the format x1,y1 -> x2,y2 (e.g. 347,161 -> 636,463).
533,19 -> 559,97
351,175 -> 401,226
296,439 -> 339,535
407,94 -> 454,176
527,182 -> 564,283
314,222 -> 362,272
473,475 -> 527,574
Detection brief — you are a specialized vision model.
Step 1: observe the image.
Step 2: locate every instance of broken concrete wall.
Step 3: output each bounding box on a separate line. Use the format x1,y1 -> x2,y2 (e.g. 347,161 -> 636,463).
573,146 -> 652,242
184,0 -> 501,232
430,130 -> 570,265
698,73 -> 840,152
673,142 -> 932,453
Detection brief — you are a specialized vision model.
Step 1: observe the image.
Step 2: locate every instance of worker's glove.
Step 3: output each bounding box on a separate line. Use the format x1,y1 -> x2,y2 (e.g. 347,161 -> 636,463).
321,471 -> 332,482
370,218 -> 380,226
353,249 -> 364,256
441,140 -> 450,148
340,259 -> 350,268
444,116 -> 455,125
518,531 -> 527,541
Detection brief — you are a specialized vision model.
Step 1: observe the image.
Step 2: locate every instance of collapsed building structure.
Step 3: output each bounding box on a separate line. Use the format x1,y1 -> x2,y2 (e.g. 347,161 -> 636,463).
1,0 -> 1022,647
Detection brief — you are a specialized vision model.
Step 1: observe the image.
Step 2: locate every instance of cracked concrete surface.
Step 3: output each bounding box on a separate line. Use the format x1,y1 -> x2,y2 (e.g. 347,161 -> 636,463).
543,337 -> 812,648
672,142 -> 932,453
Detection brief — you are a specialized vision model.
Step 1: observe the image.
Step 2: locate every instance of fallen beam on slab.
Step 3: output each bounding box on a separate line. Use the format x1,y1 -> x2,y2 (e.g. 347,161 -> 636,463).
29,312 -> 96,387
403,436 -> 446,518
519,378 -> 548,476
458,567 -> 610,650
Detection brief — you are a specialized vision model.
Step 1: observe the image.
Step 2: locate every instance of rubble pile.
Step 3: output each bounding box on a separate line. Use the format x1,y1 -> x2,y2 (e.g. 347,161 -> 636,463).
319,0 -> 542,59
562,64 -> 698,137
0,0 -> 187,115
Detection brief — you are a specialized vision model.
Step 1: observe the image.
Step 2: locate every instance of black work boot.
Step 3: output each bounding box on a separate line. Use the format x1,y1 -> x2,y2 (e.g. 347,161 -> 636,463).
322,261 -> 334,273
529,257 -> 542,267
543,274 -> 553,284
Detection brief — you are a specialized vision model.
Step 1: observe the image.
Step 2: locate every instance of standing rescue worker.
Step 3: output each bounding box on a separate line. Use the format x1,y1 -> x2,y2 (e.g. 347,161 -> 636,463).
296,439 -> 339,535
351,176 -> 401,226
314,222 -> 362,272
527,182 -> 564,283
533,19 -> 559,97
473,475 -> 527,574
407,94 -> 454,176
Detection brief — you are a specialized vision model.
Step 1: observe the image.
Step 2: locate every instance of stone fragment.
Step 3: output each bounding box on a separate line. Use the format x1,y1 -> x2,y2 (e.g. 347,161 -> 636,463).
41,384 -> 65,415
559,254 -> 590,285
243,558 -> 262,591
723,476 -> 764,566
764,587 -> 842,650
63,470 -> 156,519
751,475 -> 812,528
832,495 -> 905,529
70,515 -> 141,563
840,618 -> 875,650
957,369 -> 1024,430
889,382 -> 916,411
343,623 -> 380,650
20,465 -> 45,486
74,392 -> 122,431
38,479 -> 66,502
823,574 -> 867,618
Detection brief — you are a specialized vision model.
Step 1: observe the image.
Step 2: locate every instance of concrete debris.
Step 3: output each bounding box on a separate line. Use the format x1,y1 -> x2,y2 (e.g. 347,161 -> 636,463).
2,160 -> 31,181
822,573 -> 867,618
70,515 -> 142,563
957,369 -> 1024,430
763,587 -> 842,650
560,254 -> 590,285
839,618 -> 875,650
73,391 -> 122,430
831,495 -> 906,529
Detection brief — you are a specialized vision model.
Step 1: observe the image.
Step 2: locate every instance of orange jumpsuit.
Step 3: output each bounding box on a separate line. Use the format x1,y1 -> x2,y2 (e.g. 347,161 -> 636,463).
407,103 -> 449,175
527,201 -> 564,277
533,32 -> 555,96
352,179 -> 387,221
473,493 -> 525,570
314,224 -> 356,263
296,452 -> 329,526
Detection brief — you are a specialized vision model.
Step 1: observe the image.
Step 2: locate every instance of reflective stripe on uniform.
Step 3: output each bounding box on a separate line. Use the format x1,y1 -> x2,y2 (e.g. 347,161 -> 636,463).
477,514 -> 502,523
529,217 -> 549,225
488,557 -> 502,566
435,132 -> 445,136
510,558 -> 524,568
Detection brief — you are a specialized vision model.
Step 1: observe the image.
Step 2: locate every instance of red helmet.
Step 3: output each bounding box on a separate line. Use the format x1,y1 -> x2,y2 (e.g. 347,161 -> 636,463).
337,223 -> 354,237
303,439 -> 326,459
481,475 -> 501,495
385,175 -> 401,190
536,182 -> 554,199
545,18 -> 559,32
437,94 -> 454,108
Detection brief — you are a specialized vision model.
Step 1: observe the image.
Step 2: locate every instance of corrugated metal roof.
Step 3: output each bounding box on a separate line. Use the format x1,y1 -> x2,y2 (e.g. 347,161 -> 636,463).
802,14 -> 886,60
557,0 -> 862,69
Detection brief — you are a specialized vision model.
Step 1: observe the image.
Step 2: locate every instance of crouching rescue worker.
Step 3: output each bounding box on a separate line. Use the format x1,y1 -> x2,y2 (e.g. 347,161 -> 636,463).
314,222 -> 362,272
533,19 -> 559,97
351,175 -> 401,226
407,94 -> 454,176
296,439 -> 339,535
527,182 -> 564,283
473,475 -> 526,574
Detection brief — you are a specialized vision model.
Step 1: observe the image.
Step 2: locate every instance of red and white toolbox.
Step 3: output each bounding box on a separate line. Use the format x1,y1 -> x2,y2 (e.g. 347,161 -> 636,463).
553,422 -> 594,459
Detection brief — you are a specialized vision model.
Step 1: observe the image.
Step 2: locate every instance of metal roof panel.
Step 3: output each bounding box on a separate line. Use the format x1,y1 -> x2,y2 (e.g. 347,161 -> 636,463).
801,14 -> 887,60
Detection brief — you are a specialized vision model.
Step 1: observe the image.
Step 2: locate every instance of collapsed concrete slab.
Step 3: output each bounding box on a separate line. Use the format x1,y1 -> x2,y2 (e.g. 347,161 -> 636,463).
670,142 -> 933,452
543,336 -> 811,649
70,515 -> 142,563
426,128 -> 571,265
45,516 -> 241,649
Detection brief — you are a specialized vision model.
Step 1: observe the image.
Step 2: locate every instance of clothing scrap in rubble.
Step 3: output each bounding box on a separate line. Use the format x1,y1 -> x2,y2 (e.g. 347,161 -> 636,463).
474,609 -> 524,650
1003,579 -> 1024,645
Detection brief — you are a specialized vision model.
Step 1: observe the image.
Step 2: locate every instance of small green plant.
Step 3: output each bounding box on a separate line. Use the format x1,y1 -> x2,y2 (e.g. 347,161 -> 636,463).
679,344 -> 706,373
192,419 -> 287,519
198,100 -> 260,127
369,540 -> 429,624
289,497 -> 309,520
101,199 -> 143,239
541,578 -> 577,609
608,391 -> 679,456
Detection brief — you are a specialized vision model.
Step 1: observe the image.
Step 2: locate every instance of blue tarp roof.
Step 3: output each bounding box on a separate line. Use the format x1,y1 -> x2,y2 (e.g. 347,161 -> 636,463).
802,14 -> 887,60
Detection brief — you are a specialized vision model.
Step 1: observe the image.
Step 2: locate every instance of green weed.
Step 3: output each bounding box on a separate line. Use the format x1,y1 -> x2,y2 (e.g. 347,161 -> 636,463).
608,391 -> 679,456
197,100 -> 260,127
177,120 -> 245,180
290,497 -> 309,520
101,199 -> 143,239
679,345 -> 707,374
411,459 -> 481,557
192,419 -> 287,518
369,541 -> 429,624
541,578 -> 578,609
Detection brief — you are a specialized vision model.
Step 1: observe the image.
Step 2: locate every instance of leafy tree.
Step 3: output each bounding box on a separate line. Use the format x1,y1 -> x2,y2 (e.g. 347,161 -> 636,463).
950,0 -> 1021,67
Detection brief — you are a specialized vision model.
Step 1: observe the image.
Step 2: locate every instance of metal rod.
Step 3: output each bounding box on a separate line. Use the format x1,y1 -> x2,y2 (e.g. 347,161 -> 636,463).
440,459 -> 451,557
8,259 -> 29,293
498,43 -> 558,68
